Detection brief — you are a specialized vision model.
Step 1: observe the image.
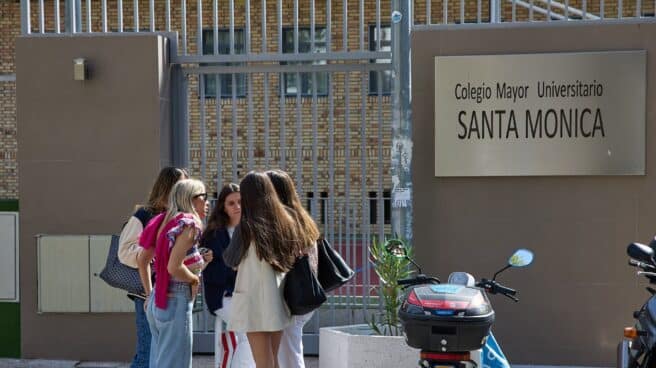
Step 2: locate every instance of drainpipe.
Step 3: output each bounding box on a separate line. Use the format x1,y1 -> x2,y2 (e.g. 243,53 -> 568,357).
391,0 -> 413,244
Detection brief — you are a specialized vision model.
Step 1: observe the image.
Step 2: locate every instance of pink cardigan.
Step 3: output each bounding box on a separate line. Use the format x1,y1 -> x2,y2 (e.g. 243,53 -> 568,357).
139,212 -> 201,309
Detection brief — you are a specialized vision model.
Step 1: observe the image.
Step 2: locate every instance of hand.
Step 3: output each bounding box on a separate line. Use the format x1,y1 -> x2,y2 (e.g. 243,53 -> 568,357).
202,249 -> 214,263
143,293 -> 150,313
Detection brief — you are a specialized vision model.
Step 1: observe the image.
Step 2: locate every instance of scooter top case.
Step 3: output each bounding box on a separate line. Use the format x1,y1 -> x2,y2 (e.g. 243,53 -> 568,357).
399,284 -> 495,352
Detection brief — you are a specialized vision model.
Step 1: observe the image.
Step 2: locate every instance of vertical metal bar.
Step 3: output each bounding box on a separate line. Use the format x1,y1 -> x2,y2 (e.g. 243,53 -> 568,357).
343,0 -> 348,51
65,0 -> 77,33
311,0 -> 316,52
247,75 -> 254,170
360,70 -> 368,315
360,0 -> 364,50
547,0 -> 551,20
55,0 -> 61,33
262,0 -> 267,53
21,0 -> 31,34
376,70 -> 384,245
75,0 -> 82,32
278,0 -> 283,53
599,0 -> 603,18
477,0 -> 482,22
245,0 -> 251,53
216,74 -> 223,192
200,76 -> 207,182
512,0 -> 516,21
443,0 -> 448,23
213,0 -> 218,55
166,0 -> 171,31
328,72 -> 335,253
150,0 -> 155,31
618,0 -> 622,18
231,74 -> 238,182
133,0 -> 139,32
118,0 -> 123,32
327,0 -> 332,52
460,0 -> 464,23
427,0 -> 431,24
312,72 -> 319,221
295,73 -> 302,192
39,0 -> 44,33
564,0 -> 568,18
230,0 -> 235,55
294,0 -> 299,54
582,0 -> 587,18
391,0 -> 413,243
182,0 -> 187,54
197,0 -> 202,55
102,0 -> 107,32
529,0 -> 533,21
344,72 -> 351,321
636,0 -> 641,16
280,74 -> 286,170
264,73 -> 270,168
86,0 -> 91,32
182,75 -> 191,168
376,0 -> 381,50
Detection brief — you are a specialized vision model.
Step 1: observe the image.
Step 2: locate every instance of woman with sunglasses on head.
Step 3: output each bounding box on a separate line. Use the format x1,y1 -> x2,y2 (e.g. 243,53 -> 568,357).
118,167 -> 188,368
201,183 -> 255,368
223,171 -> 302,368
265,170 -> 320,368
137,179 -> 212,368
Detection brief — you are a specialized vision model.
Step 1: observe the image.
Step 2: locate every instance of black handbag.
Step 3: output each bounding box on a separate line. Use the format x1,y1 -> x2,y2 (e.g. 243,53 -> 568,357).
317,238 -> 355,292
98,235 -> 146,296
283,255 -> 327,315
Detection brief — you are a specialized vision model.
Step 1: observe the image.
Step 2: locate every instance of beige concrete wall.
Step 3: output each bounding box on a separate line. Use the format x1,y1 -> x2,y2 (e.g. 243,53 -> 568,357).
16,34 -> 169,360
412,21 -> 656,366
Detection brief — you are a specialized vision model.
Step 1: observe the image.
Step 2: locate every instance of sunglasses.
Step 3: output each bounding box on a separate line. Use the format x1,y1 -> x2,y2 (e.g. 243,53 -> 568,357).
193,193 -> 208,201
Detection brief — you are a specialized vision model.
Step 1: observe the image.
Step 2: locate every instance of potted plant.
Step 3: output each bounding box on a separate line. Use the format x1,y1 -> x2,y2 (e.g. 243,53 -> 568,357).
319,238 -> 419,368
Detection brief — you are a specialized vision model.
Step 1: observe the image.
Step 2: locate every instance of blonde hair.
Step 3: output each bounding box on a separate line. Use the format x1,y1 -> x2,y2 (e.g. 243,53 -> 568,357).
162,178 -> 206,227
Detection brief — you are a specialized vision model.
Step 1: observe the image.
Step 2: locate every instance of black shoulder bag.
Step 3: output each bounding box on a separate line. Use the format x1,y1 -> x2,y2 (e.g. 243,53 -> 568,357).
317,238 -> 355,293
283,255 -> 327,315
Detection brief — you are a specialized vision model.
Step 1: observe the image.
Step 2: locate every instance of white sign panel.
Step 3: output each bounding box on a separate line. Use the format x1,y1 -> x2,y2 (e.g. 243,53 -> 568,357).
0,212 -> 18,302
434,51 -> 646,176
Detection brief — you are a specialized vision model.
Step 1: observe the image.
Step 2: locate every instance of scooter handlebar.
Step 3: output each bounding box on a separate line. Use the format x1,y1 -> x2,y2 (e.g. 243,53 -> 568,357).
629,259 -> 656,271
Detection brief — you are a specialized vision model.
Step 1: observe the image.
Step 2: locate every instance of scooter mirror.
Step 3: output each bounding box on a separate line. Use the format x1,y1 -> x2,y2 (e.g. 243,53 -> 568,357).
385,239 -> 407,258
627,242 -> 655,264
508,249 -> 534,268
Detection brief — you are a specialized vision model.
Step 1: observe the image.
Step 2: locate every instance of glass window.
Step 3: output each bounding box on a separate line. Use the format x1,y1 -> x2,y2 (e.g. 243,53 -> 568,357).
201,29 -> 247,98
369,25 -> 392,95
282,27 -> 328,96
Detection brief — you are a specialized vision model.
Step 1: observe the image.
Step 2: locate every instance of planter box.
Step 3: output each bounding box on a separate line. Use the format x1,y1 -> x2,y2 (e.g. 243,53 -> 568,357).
319,324 -> 420,368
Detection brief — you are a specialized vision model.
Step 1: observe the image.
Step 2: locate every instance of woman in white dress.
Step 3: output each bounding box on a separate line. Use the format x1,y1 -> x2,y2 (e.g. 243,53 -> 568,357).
223,171 -> 302,368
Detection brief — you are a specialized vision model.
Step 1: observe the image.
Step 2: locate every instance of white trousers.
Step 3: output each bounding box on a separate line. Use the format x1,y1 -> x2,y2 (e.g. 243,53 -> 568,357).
277,312 -> 314,368
214,297 -> 256,368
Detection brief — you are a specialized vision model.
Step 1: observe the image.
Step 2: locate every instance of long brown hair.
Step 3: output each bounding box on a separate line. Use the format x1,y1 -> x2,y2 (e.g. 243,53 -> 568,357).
238,171 -> 301,272
266,169 -> 320,248
144,167 -> 188,214
202,183 -> 240,238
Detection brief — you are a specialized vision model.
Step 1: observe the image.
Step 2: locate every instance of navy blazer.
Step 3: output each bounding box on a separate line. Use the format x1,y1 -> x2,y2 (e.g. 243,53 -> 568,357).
201,228 -> 237,315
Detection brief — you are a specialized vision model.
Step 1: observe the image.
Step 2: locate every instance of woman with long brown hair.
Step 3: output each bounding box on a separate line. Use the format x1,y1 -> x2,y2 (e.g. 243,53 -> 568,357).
201,183 -> 255,368
265,169 -> 320,368
223,171 -> 302,368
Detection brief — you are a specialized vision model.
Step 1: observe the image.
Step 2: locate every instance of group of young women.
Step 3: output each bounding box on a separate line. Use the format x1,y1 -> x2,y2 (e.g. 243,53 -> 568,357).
119,167 -> 320,368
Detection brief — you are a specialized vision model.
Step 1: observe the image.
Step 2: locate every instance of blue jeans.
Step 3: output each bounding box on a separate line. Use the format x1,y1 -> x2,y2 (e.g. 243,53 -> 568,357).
132,298 -> 151,368
146,283 -> 193,368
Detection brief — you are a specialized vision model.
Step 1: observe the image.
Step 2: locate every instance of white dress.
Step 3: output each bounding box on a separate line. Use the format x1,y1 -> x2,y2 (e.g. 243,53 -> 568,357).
227,243 -> 292,332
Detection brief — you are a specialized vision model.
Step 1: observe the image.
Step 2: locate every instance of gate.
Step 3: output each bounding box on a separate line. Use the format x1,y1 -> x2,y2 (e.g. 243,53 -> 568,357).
19,0 -> 652,356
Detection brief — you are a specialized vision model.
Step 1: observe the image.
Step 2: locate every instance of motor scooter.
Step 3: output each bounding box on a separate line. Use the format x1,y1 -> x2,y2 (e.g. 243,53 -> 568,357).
385,242 -> 534,368
618,240 -> 656,368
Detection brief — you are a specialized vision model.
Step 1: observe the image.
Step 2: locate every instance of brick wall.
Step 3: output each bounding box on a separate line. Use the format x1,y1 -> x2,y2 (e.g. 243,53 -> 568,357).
2,0 -> 651,210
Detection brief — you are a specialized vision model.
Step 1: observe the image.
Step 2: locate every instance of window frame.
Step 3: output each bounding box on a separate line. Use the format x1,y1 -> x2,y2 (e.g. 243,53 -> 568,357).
201,28 -> 248,99
368,24 -> 393,96
281,26 -> 329,97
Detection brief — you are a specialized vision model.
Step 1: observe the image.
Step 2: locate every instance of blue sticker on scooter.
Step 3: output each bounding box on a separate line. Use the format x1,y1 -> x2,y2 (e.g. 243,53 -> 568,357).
430,285 -> 463,294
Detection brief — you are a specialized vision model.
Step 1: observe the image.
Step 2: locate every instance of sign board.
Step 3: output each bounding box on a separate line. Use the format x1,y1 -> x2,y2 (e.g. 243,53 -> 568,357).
434,51 -> 646,176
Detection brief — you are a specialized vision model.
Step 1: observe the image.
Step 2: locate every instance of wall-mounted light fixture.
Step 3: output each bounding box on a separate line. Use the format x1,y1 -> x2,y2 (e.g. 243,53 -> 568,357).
73,58 -> 87,81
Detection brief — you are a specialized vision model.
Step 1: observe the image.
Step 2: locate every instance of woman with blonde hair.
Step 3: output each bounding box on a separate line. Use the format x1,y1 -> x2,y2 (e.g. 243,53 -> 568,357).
137,179 -> 212,368
223,171 -> 302,368
117,167 -> 187,368
266,169 -> 320,368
